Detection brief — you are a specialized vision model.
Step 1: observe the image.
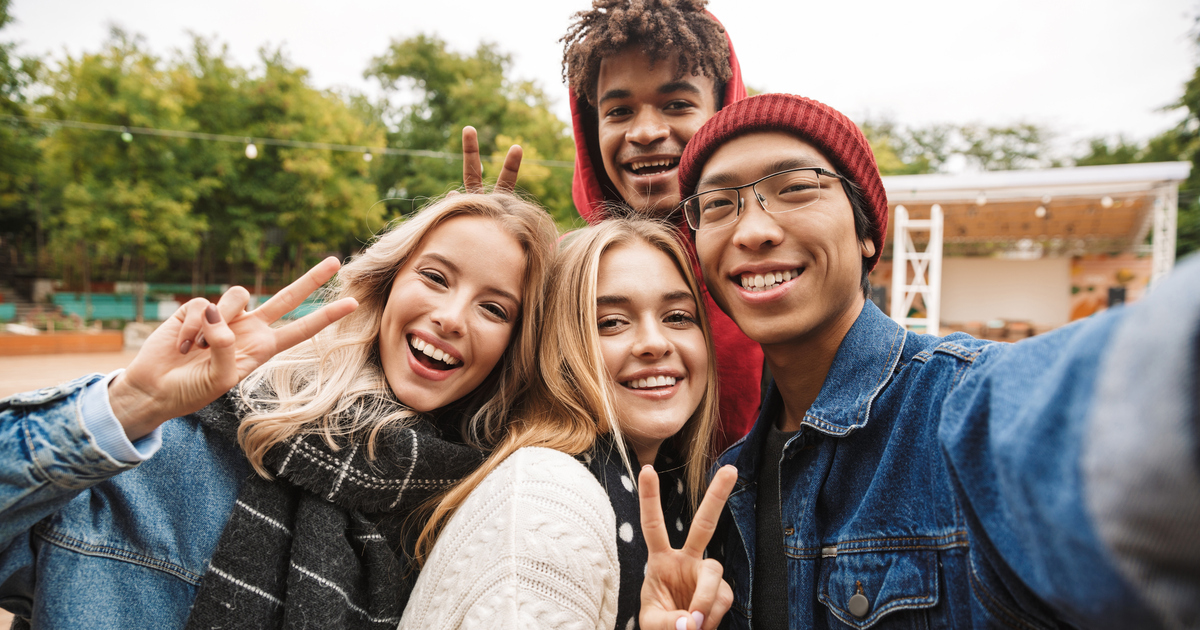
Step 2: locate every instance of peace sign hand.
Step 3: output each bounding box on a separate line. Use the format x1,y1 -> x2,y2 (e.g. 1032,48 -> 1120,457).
461,125 -> 522,194
108,257 -> 358,440
639,464 -> 738,630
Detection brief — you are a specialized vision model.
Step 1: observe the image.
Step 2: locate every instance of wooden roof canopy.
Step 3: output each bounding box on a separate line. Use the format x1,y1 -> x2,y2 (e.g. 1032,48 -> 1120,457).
880,162 -> 1190,257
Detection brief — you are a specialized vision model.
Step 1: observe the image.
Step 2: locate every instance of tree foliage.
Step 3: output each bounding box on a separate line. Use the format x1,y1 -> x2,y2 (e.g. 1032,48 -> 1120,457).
860,119 -> 1056,176
366,34 -> 576,226
0,0 -> 42,262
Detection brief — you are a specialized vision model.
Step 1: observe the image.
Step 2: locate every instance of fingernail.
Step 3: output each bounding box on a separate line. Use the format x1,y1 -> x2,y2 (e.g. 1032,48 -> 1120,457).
197,333 -> 208,349
693,611 -> 704,628
205,304 -> 220,323
676,615 -> 689,630
642,464 -> 654,471
179,339 -> 192,354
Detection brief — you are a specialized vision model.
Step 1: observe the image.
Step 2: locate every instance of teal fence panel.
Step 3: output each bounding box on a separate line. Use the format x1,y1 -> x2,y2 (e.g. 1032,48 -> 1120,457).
0,304 -> 14,321
53,293 -> 145,320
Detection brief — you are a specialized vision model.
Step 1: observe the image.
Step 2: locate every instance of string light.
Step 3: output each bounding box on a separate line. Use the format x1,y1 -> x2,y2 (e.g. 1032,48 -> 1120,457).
2,114 -> 574,168
245,140 -> 258,159
1101,195 -> 1114,208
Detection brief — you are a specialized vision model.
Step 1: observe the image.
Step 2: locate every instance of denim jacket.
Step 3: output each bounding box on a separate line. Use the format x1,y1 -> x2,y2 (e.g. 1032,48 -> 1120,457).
714,257 -> 1200,629
0,373 -> 247,628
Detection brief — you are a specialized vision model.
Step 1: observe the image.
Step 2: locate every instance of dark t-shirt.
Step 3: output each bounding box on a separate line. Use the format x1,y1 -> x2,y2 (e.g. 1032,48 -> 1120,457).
753,422 -> 798,630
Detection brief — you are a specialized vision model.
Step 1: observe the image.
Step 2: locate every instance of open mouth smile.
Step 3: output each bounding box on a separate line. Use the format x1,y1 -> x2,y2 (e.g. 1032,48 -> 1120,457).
622,375 -> 678,390
625,157 -> 680,176
408,335 -> 461,371
739,268 -> 803,292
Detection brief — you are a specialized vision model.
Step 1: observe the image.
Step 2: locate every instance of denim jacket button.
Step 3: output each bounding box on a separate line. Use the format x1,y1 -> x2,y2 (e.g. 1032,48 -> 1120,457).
848,592 -> 870,618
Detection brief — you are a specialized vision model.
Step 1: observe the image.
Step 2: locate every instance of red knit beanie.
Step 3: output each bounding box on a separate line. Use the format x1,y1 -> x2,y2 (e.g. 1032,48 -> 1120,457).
678,93 -> 889,271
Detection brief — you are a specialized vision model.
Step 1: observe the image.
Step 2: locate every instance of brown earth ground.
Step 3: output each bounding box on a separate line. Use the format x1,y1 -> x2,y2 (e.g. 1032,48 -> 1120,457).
0,351 -> 137,628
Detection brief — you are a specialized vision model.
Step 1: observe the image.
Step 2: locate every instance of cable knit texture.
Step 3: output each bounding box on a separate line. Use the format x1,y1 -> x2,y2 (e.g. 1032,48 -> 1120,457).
398,447 -> 619,630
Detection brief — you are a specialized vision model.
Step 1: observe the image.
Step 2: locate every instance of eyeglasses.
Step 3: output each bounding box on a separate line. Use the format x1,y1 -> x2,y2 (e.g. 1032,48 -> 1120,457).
680,167 -> 845,230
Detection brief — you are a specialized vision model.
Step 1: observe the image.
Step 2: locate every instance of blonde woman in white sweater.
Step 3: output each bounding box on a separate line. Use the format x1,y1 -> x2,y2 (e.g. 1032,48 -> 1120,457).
399,218 -> 736,630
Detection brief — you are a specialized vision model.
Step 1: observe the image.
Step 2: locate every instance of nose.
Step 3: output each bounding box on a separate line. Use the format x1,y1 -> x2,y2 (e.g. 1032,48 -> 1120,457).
430,296 -> 469,336
631,319 -> 672,359
626,107 -> 670,145
730,188 -> 784,251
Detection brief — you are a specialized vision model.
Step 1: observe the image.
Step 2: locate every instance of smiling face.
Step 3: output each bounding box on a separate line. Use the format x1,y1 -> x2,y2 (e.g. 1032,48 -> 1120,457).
595,48 -> 718,217
378,215 -> 526,412
694,132 -> 876,348
595,241 -> 708,466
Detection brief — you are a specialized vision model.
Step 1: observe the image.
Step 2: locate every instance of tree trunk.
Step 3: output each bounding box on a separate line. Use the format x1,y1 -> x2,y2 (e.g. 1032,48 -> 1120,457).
134,254 -> 146,324
80,240 -> 92,321
253,239 -> 266,310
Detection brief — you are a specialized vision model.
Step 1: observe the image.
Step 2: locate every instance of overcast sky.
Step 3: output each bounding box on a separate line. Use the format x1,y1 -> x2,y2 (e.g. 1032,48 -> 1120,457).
6,0 -> 1197,159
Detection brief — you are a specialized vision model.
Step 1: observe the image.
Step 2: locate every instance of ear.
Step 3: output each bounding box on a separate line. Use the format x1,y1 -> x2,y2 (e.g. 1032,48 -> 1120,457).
860,238 -> 876,259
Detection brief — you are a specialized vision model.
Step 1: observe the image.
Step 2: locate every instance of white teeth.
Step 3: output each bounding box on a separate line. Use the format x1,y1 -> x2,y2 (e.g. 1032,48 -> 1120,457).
625,375 -> 678,389
409,336 -> 459,366
739,269 -> 800,292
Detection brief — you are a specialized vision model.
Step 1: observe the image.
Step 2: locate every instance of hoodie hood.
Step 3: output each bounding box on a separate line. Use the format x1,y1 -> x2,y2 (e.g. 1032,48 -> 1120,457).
569,12 -> 747,223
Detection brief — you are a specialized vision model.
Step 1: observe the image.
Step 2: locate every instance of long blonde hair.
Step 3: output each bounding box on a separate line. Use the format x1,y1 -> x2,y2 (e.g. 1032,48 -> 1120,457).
236,192 -> 558,477
416,217 -> 721,564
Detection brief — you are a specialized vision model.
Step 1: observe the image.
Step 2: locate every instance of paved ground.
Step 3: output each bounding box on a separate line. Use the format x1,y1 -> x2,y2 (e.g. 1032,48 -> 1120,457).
0,351 -> 138,628
0,351 -> 137,398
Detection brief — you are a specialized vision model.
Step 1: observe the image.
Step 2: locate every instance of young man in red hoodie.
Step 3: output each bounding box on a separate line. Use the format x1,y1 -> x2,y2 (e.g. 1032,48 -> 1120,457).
560,0 -> 762,451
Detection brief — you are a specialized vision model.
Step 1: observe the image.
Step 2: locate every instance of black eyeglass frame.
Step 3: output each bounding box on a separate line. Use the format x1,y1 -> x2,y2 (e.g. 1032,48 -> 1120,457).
679,166 -> 846,231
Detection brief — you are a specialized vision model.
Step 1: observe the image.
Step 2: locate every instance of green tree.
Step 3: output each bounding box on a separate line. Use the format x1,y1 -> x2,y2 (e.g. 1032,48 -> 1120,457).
0,0 -> 42,273
366,34 -> 576,227
38,28 -> 206,321
171,38 -> 385,297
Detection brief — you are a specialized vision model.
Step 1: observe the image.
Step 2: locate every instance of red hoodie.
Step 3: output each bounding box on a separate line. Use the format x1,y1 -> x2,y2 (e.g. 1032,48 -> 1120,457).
567,17 -> 763,455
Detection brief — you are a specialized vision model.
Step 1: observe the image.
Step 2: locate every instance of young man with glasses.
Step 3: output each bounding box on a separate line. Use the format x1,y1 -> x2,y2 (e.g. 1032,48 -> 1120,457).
640,92 -> 1200,629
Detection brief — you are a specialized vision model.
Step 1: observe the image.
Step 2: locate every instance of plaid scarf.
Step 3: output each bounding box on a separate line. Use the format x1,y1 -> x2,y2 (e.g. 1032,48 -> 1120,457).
184,393 -> 484,630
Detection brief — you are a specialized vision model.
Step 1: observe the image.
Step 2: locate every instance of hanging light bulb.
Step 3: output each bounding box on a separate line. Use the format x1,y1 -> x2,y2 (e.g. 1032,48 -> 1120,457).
1035,205 -> 1047,218
245,141 -> 258,159
121,127 -> 133,143
1101,195 -> 1114,208
363,151 -> 373,162
1041,194 -> 1053,205
975,192 -> 987,206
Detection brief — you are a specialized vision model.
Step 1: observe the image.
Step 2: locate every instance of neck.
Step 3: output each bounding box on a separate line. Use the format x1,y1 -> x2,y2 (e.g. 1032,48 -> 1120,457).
764,296 -> 865,432
630,438 -> 661,468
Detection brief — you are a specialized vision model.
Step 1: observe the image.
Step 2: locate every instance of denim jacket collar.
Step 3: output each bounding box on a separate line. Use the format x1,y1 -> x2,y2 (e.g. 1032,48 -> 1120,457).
731,301 -> 906,482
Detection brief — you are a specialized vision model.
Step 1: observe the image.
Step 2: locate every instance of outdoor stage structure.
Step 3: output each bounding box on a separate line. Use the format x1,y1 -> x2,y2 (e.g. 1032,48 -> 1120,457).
875,161 -> 1191,338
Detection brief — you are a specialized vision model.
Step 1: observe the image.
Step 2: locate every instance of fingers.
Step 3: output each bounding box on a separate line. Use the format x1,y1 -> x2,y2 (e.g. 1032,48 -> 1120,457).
682,465 -> 738,557
200,302 -> 238,383
216,285 -> 251,323
254,257 -> 341,323
462,126 -> 484,193
708,581 -> 734,630
272,297 -> 358,352
640,608 -> 698,630
176,298 -> 210,354
686,559 -> 727,630
639,465 -> 674,554
494,144 -> 522,193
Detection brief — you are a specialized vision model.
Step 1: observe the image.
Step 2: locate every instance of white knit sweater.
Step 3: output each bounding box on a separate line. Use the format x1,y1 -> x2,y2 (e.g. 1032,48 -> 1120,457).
397,447 -> 620,630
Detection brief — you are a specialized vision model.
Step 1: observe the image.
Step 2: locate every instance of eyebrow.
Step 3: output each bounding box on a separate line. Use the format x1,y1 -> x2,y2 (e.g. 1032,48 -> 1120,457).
697,157 -> 829,190
597,80 -> 704,107
422,252 -> 521,306
596,290 -> 697,307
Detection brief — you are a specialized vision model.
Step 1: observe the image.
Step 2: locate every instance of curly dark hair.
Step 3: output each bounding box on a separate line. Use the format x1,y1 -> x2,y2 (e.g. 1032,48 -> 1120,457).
561,0 -> 732,107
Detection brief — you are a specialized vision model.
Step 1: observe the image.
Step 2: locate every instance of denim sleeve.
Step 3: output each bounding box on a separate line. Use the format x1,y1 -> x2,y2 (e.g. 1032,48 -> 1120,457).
1083,256 -> 1200,630
937,257 -> 1200,629
0,374 -> 145,548
79,370 -> 162,463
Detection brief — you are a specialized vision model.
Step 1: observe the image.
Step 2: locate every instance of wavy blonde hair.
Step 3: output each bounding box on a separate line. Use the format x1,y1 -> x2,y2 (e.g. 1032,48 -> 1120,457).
235,192 -> 558,477
417,217 -> 720,564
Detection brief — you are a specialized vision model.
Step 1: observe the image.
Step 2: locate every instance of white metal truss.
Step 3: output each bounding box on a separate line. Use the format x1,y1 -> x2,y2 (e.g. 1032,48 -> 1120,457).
890,204 -> 944,335
1150,184 -> 1178,286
